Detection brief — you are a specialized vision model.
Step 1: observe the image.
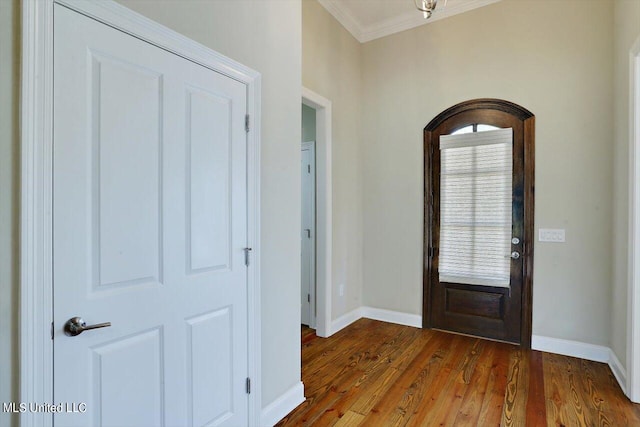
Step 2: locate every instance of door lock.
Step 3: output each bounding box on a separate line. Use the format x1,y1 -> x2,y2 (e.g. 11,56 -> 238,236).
64,317 -> 111,337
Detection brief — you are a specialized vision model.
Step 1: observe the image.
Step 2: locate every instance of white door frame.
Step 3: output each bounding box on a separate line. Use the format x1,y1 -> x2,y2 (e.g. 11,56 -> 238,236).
628,34 -> 640,404
301,141 -> 316,329
20,1 -> 262,425
301,87 -> 332,338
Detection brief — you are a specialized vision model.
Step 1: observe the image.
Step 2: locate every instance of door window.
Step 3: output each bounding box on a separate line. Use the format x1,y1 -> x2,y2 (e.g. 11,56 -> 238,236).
439,128 -> 513,288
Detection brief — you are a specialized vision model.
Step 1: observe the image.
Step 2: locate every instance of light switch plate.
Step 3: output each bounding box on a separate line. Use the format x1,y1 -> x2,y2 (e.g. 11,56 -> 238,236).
539,228 -> 565,242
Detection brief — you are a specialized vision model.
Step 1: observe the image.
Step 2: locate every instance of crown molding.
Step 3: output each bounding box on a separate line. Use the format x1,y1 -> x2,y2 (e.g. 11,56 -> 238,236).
318,0 -> 502,44
317,0 -> 363,42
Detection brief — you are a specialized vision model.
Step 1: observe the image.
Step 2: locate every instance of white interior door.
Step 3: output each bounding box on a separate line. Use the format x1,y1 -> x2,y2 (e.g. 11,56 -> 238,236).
53,4 -> 248,426
301,142 -> 316,327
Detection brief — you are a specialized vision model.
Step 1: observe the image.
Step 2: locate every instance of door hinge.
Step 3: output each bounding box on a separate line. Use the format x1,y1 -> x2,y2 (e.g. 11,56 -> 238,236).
246,377 -> 251,394
244,247 -> 252,266
51,321 -> 54,340
307,164 -> 311,174
307,293 -> 310,303
245,114 -> 250,133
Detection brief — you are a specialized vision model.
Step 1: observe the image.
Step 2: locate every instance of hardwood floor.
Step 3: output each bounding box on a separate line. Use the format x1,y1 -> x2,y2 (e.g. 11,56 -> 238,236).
277,319 -> 640,426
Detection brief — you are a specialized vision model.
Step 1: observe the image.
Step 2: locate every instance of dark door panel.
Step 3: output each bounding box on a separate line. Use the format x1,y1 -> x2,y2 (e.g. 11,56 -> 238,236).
423,99 -> 535,347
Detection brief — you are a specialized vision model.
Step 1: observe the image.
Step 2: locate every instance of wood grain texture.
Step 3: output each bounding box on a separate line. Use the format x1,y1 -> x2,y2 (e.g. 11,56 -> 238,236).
277,320 -> 640,426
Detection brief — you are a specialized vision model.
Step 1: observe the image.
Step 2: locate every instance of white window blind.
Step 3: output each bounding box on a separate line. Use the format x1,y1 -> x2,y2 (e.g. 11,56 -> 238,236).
439,128 -> 513,288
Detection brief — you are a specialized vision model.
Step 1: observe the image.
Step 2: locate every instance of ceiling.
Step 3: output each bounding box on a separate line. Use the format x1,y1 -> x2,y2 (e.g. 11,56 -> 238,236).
317,0 -> 502,43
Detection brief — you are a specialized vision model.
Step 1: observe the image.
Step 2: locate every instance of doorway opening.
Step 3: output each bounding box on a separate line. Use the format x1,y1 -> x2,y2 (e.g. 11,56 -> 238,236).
301,133 -> 316,328
301,87 -> 332,337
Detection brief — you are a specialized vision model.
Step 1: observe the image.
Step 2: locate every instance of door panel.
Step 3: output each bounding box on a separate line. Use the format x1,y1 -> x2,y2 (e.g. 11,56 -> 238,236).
187,88 -> 232,273
423,100 -> 534,346
53,5 -> 248,426
93,54 -> 162,289
187,308 -> 234,426
92,329 -> 163,427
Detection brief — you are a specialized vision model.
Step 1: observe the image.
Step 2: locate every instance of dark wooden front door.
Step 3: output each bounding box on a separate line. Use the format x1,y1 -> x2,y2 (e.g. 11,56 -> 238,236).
423,99 -> 535,347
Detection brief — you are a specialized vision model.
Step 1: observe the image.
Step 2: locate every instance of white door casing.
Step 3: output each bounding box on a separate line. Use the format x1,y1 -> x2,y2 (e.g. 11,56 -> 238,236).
628,34 -> 640,404
301,142 -> 316,328
21,1 -> 262,426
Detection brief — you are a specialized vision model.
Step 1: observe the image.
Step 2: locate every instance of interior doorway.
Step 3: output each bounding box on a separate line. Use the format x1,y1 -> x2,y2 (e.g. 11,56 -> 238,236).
301,137 -> 316,328
301,88 -> 332,337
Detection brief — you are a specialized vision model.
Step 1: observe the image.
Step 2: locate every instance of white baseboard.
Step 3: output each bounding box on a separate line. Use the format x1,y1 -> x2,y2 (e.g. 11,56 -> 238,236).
361,306 -> 422,328
329,307 -> 363,336
261,381 -> 305,427
608,349 -> 627,393
532,335 -> 627,394
532,335 -> 610,362
328,306 -> 422,337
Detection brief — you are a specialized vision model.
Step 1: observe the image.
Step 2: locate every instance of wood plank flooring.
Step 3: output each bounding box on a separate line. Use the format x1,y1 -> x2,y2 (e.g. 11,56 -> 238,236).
276,319 -> 640,426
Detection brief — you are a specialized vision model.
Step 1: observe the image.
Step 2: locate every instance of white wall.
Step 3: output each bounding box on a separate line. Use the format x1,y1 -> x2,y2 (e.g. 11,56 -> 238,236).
361,0 -> 614,346
114,0 -> 304,409
612,0 -> 640,368
302,0 -> 363,320
0,0 -> 19,426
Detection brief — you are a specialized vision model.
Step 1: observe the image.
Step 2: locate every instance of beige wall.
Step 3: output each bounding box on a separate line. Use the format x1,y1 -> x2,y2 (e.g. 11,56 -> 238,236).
361,0 -> 615,346
0,0 -> 20,426
612,0 -> 640,367
302,0 -> 363,319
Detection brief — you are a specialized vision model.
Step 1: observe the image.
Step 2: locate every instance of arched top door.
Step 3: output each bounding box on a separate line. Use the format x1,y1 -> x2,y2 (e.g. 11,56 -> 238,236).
426,98 -> 534,132
423,98 -> 535,347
